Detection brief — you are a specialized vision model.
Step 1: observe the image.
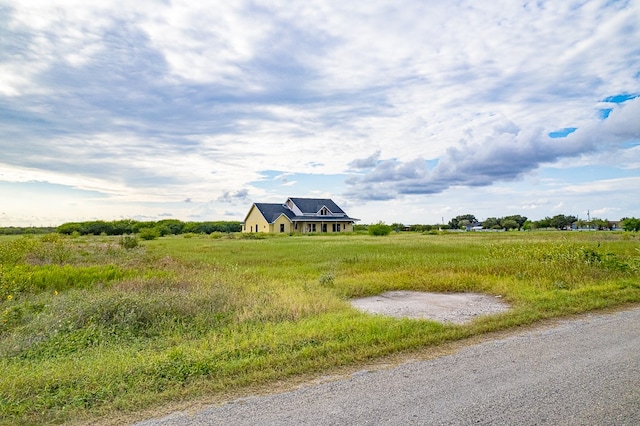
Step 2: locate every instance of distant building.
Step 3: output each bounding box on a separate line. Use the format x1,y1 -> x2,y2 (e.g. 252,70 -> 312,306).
466,222 -> 484,231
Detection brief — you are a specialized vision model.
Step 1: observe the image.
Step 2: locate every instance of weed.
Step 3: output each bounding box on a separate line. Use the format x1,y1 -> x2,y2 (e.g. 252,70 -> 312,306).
319,273 -> 335,287
119,235 -> 139,249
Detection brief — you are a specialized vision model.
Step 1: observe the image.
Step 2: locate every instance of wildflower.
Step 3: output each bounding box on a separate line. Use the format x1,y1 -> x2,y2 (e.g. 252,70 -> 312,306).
6,295 -> 12,301
54,290 -> 58,296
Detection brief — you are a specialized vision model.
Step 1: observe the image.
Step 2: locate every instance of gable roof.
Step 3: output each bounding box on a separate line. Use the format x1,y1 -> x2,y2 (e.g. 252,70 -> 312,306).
288,198 -> 346,215
252,203 -> 296,223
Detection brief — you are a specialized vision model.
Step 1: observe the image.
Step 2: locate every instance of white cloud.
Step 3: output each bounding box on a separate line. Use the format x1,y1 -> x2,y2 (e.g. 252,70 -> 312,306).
1,0 -> 638,225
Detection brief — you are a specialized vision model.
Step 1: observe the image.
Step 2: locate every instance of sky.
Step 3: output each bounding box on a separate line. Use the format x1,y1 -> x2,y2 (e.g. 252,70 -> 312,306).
1,0 -> 639,227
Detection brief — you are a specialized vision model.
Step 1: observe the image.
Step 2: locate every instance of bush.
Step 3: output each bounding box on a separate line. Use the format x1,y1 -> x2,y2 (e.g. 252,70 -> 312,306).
119,235 -> 139,249
368,222 -> 392,236
138,228 -> 160,241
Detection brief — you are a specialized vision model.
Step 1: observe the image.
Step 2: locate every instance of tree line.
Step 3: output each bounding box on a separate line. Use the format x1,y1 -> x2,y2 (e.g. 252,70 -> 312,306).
55,219 -> 242,236
0,226 -> 57,235
388,214 -> 639,232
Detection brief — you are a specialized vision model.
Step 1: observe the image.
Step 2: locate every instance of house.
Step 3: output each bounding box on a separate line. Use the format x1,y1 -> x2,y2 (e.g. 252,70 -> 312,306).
242,197 -> 359,233
466,222 -> 484,231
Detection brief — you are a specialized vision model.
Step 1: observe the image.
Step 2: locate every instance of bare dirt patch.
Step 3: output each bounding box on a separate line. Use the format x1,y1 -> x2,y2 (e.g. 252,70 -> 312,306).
350,291 -> 510,324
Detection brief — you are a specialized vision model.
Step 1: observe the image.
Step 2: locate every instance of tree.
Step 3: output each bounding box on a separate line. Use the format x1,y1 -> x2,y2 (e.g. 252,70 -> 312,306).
483,217 -> 500,229
503,215 -> 527,230
535,217 -> 552,229
156,219 -> 184,235
56,222 -> 83,235
448,214 -> 477,229
390,223 -> 405,232
549,214 -> 577,230
622,217 -> 640,232
591,218 -> 610,230
501,219 -> 519,230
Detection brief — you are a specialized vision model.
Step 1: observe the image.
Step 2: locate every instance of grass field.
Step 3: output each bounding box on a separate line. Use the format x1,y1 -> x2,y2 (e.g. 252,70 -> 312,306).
1,231 -> 639,424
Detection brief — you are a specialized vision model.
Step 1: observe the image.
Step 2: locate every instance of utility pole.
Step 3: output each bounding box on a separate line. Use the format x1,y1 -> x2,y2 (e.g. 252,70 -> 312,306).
587,210 -> 591,230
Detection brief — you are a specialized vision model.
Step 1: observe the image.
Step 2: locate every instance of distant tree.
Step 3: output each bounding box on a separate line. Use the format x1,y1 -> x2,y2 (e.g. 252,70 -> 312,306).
56,222 -> 84,235
501,219 -> 519,230
156,219 -> 184,235
184,221 -> 242,234
549,214 -> 577,230
591,218 -> 610,230
390,223 -> 405,232
111,219 -> 137,235
622,217 -> 640,232
503,215 -> 528,230
0,226 -> 55,235
448,214 -> 477,229
483,217 -> 500,229
132,221 -> 156,234
56,219 -> 242,236
139,227 -> 160,240
535,217 -> 552,229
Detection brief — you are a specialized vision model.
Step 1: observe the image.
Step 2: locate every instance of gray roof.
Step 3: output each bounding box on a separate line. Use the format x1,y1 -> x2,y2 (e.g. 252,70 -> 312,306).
288,198 -> 346,215
254,203 -> 296,223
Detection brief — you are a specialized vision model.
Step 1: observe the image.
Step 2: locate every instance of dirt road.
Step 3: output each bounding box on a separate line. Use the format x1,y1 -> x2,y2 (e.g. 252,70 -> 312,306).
135,306 -> 640,425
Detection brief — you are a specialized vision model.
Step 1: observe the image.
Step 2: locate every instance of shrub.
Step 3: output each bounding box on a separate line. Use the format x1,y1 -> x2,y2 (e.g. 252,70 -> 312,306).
138,228 -> 160,241
119,235 -> 139,249
368,222 -> 392,236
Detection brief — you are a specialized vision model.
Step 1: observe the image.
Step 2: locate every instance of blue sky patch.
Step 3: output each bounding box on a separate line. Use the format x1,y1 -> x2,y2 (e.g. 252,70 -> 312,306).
598,108 -> 613,119
601,93 -> 638,104
548,128 -> 577,138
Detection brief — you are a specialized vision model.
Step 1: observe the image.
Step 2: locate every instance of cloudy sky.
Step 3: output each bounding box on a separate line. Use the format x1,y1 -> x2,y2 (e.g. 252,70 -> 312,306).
1,1 -> 639,227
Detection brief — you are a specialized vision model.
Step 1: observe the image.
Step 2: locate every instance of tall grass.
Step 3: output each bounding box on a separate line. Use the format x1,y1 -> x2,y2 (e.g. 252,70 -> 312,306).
1,231 -> 639,424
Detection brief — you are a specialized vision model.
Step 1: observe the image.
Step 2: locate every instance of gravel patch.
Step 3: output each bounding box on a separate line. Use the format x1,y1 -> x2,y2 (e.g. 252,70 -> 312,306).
349,290 -> 510,324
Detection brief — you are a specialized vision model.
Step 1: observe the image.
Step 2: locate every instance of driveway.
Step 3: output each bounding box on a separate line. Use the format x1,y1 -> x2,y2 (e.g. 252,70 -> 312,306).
135,306 -> 640,425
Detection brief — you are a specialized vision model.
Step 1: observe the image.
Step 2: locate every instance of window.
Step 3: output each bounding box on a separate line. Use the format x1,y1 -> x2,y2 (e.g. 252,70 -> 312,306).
337,224 -> 341,232
280,223 -> 285,232
322,224 -> 327,232
312,224 -> 316,232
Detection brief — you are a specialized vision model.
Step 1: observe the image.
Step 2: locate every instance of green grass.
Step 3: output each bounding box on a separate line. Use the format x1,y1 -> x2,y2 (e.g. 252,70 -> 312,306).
1,231 -> 639,424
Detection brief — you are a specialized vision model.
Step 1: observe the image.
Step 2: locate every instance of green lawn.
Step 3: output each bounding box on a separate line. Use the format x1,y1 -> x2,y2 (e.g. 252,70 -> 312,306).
1,231 -> 639,424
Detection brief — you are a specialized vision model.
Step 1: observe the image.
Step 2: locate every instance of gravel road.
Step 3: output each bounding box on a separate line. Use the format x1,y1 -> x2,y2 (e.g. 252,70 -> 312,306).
135,306 -> 640,425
